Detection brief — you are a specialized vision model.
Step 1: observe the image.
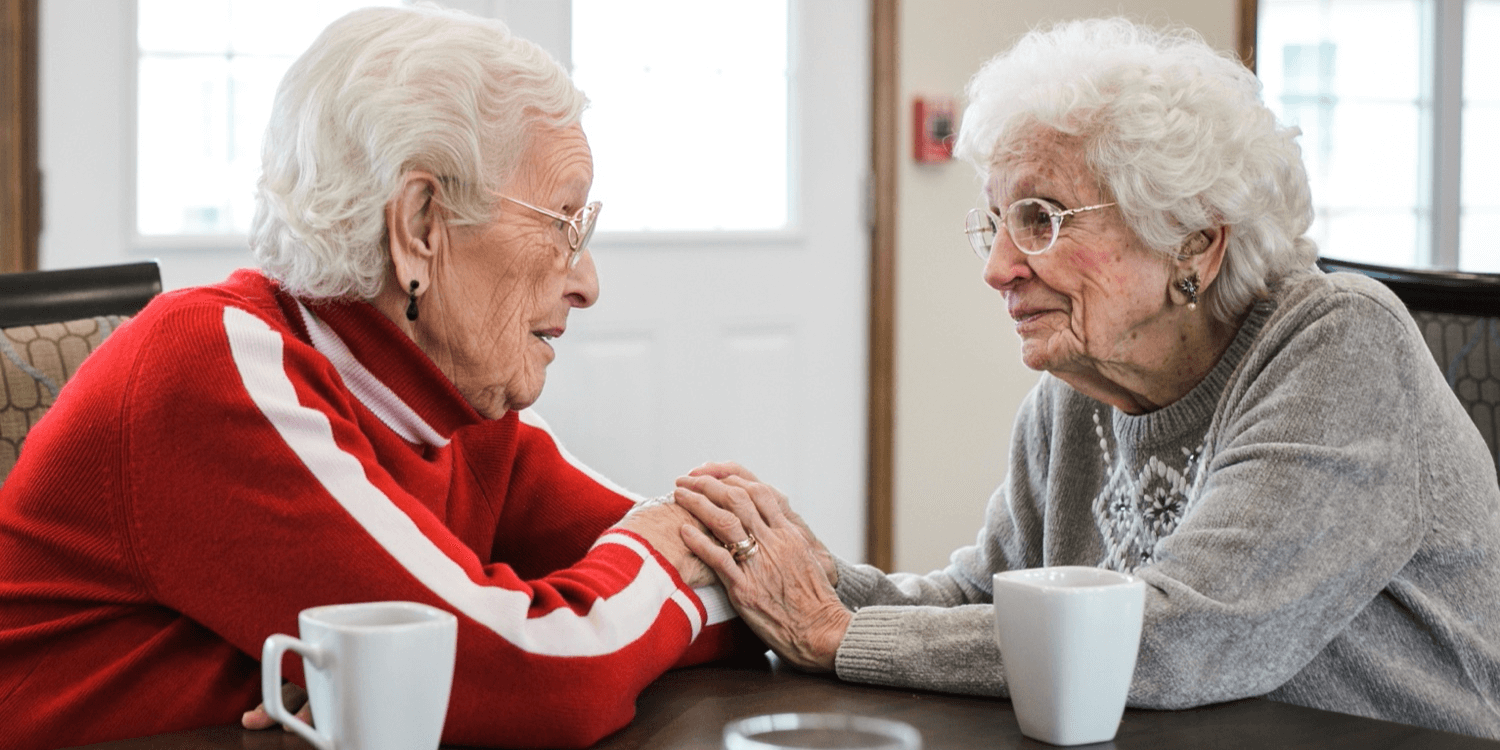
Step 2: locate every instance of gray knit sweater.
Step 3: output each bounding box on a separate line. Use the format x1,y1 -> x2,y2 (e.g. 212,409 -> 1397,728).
832,269 -> 1500,738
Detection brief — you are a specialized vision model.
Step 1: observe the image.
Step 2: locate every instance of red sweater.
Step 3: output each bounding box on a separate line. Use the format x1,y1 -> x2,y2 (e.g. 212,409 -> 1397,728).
0,270 -> 742,749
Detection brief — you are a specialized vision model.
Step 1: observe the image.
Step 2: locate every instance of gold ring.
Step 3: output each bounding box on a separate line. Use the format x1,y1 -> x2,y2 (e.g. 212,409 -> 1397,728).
723,534 -> 758,562
732,540 -> 759,562
723,535 -> 756,554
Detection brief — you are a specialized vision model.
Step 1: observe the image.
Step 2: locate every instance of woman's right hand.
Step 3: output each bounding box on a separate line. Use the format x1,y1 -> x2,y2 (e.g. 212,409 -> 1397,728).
673,470 -> 850,672
684,462 -> 837,587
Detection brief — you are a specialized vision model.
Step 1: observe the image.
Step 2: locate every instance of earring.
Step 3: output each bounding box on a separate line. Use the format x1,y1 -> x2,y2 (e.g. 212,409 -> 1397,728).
1175,272 -> 1201,311
405,279 -> 420,322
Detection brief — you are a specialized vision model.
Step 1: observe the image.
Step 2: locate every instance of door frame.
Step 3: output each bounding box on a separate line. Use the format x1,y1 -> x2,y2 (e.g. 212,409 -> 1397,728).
1,0 -> 40,274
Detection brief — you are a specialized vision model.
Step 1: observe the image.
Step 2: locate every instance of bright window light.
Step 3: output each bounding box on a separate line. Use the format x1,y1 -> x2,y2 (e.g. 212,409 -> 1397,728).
135,0 -> 396,237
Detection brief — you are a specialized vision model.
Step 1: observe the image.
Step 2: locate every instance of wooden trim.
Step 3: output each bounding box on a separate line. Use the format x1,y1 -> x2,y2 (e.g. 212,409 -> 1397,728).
866,0 -> 897,571
0,0 -> 40,274
1237,0 -> 1258,73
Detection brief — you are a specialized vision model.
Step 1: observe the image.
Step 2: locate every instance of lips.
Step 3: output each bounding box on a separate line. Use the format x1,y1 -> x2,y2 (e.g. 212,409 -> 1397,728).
1008,307 -> 1051,323
532,327 -> 564,342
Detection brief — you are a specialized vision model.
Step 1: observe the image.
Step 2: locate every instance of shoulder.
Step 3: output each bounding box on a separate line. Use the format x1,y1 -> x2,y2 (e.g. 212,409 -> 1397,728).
93,271 -> 334,410
1267,268 -> 1414,335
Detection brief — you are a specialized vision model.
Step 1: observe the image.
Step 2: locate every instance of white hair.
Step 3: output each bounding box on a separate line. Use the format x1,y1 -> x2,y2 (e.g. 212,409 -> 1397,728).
250,4 -> 586,300
953,17 -> 1317,322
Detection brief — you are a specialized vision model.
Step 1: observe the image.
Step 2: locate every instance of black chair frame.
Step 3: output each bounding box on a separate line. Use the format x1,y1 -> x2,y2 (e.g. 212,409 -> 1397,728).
1316,257 -> 1500,317
0,261 -> 163,328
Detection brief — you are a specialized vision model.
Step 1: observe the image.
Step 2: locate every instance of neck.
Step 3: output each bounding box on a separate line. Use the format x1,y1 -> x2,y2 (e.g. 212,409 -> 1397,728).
1055,308 -> 1243,415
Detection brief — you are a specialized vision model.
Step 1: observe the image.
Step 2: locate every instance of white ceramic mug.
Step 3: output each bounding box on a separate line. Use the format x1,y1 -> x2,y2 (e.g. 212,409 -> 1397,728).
262,601 -> 458,750
992,566 -> 1145,746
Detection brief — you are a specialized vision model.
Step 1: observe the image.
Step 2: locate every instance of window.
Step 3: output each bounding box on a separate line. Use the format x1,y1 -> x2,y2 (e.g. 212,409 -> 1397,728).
1258,0 -> 1500,272
133,0 -> 790,245
134,0 -> 393,245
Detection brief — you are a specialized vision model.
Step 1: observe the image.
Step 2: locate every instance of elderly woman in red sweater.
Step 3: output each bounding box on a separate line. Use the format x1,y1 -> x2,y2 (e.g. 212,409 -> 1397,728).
0,6 -> 745,749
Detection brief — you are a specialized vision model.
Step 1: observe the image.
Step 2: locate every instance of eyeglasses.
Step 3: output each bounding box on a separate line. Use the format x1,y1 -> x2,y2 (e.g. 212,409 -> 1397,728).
498,195 -> 602,268
964,198 -> 1116,259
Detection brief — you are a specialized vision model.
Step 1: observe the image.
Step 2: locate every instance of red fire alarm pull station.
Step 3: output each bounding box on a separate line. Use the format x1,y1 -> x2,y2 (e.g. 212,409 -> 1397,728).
913,96 -> 956,163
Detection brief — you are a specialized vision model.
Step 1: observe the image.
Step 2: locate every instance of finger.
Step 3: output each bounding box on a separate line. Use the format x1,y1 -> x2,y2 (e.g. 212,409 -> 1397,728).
721,475 -> 789,527
677,475 -> 770,538
686,461 -> 760,482
673,486 -> 751,545
241,704 -> 275,730
680,524 -> 746,587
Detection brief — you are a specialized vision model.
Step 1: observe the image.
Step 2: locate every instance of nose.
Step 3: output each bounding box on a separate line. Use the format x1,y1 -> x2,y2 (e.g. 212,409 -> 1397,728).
981,227 -> 1034,291
566,248 -> 600,308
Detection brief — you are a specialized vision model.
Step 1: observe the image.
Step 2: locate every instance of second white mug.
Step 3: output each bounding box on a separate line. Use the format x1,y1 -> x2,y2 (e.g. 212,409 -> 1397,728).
992,566 -> 1145,746
262,600 -> 458,750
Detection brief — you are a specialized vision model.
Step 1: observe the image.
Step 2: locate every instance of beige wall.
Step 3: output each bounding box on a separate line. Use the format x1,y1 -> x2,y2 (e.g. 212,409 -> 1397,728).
892,0 -> 1239,572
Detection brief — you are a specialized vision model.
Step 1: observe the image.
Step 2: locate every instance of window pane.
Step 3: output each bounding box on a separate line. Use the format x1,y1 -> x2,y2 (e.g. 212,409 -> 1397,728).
137,56 -> 232,234
1259,0 -> 1428,265
571,0 -> 789,231
136,0 -> 397,238
1460,209 -> 1500,272
1462,0 -> 1500,269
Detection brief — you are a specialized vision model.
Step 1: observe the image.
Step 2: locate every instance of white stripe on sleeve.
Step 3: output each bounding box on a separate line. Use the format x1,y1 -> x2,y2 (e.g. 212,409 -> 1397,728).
224,306 -> 690,657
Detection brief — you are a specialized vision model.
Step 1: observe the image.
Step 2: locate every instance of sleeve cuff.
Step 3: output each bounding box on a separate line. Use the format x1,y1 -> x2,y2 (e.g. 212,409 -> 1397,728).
832,605 -> 905,684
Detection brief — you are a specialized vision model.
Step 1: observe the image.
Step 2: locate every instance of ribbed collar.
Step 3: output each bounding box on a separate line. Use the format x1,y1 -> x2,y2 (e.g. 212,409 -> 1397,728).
243,272 -> 488,444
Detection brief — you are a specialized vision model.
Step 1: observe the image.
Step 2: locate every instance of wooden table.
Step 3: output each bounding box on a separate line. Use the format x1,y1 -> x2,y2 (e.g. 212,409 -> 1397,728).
68,652 -> 1500,749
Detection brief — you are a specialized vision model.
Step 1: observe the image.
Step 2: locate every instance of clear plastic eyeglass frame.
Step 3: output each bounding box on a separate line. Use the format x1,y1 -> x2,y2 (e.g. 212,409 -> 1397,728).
964,198 -> 1116,259
498,196 -> 603,268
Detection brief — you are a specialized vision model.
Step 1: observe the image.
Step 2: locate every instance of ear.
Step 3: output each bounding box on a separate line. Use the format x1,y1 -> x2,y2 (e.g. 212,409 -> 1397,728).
1183,225 -> 1230,289
386,171 -> 447,295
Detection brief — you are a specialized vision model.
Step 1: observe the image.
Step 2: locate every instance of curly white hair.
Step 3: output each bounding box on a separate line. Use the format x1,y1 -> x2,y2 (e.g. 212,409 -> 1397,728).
953,17 -> 1317,322
250,4 -> 586,300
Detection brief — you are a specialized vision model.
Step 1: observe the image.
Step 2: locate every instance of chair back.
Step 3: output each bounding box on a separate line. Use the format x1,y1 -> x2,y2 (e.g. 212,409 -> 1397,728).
0,261 -> 162,482
1317,257 -> 1500,474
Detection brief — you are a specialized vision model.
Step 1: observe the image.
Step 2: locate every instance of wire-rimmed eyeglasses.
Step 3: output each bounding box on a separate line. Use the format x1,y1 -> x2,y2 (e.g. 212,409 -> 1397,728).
964,198 -> 1116,259
498,195 -> 602,268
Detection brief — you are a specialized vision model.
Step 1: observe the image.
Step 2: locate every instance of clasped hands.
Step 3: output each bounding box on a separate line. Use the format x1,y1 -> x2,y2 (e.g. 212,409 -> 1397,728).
668,462 -> 851,673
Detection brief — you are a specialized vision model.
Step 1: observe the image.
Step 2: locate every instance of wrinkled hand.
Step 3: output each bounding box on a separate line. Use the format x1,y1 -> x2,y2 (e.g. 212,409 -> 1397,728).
674,469 -> 851,672
242,682 -> 310,730
614,498 -> 718,589
685,462 -> 837,587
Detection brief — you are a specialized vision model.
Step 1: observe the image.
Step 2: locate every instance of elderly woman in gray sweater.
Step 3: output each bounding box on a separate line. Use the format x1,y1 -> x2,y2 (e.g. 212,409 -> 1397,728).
673,17 -> 1500,739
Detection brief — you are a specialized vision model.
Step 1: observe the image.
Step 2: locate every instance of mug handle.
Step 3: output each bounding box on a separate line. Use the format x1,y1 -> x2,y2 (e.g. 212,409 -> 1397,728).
262,634 -> 332,750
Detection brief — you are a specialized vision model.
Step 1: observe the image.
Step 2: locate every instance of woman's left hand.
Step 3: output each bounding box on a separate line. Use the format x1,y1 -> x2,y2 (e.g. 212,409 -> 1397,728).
674,474 -> 852,672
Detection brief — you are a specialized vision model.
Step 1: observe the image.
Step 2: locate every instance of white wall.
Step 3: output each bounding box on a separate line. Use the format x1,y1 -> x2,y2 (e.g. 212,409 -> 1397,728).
892,0 -> 1237,573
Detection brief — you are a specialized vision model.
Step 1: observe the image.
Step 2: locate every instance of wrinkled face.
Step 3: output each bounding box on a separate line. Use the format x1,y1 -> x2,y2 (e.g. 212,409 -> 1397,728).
430,123 -> 598,417
981,133 -> 1174,377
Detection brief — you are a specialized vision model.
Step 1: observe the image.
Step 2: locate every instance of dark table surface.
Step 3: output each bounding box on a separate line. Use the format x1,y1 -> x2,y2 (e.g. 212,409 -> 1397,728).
68,652 -> 1500,749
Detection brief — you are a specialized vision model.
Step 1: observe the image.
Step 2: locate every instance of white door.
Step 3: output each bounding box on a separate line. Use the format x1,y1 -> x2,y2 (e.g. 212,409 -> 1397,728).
535,1 -> 872,561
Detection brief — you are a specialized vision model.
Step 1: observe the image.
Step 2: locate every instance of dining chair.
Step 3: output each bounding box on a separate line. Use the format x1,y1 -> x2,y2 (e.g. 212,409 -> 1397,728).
1317,257 -> 1500,475
0,261 -> 162,482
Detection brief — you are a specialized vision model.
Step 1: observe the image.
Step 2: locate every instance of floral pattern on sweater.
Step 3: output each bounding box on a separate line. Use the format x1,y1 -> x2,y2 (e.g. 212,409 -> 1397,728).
1091,409 -> 1208,573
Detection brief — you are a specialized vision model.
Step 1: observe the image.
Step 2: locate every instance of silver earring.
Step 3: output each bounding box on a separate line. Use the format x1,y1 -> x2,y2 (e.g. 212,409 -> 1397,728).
1175,272 -> 1200,311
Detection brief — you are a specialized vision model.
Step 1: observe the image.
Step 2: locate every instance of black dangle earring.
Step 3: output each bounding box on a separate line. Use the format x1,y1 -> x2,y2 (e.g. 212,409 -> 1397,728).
1175,272 -> 1201,311
405,279 -> 420,322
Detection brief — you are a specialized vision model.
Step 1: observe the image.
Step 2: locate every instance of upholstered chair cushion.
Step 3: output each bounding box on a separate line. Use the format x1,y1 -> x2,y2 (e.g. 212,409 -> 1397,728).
1411,310 -> 1500,474
0,316 -> 128,482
